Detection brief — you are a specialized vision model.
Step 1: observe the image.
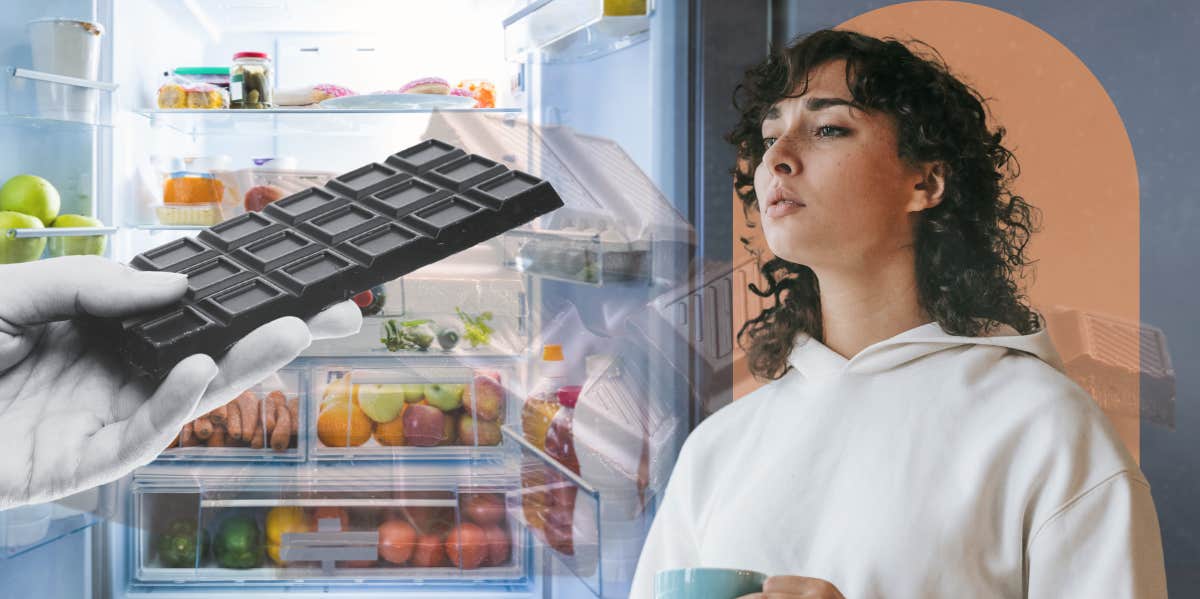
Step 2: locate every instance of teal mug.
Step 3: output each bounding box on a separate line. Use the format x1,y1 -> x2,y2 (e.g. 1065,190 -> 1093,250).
655,567 -> 768,599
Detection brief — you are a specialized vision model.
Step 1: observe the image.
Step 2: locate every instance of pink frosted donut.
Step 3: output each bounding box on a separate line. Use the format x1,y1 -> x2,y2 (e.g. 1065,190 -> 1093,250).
398,77 -> 450,95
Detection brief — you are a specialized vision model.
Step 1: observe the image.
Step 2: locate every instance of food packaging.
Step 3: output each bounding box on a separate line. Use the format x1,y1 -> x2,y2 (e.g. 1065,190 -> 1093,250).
157,75 -> 228,109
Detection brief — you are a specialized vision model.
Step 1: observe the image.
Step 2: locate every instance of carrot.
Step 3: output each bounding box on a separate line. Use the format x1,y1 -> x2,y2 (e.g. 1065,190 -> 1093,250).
234,392 -> 260,441
270,402 -> 291,452
226,397 -> 243,441
250,423 -> 265,449
193,416 -> 213,440
264,392 -> 283,437
207,425 -> 227,447
180,422 -> 198,447
208,404 -> 227,427
287,397 -> 299,435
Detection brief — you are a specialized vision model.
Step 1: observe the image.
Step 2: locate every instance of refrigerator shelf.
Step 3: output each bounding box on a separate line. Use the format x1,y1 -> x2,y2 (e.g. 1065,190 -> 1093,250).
131,476 -> 530,586
133,107 -> 521,136
1,509 -> 101,560
5,66 -> 116,127
503,0 -> 652,63
309,364 -> 514,461
501,227 -> 651,286
5,225 -> 117,238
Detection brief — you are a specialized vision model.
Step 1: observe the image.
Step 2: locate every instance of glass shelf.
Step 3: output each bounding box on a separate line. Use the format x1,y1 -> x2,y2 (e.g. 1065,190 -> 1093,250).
504,0 -> 652,63
133,107 -> 522,136
1,493 -> 104,560
0,113 -> 112,131
5,66 -> 116,127
6,226 -> 118,239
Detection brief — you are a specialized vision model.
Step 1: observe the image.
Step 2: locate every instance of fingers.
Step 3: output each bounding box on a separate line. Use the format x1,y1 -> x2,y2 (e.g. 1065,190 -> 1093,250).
76,354 -> 217,489
190,316 -> 312,419
0,256 -> 186,326
306,300 -> 362,340
749,576 -> 845,598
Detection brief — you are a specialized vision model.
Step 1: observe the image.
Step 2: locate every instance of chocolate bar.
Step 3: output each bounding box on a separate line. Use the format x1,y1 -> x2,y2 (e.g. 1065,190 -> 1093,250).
94,140 -> 562,378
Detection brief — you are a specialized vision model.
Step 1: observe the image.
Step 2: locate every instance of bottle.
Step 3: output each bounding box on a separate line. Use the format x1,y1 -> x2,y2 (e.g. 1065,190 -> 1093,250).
230,51 -> 272,109
521,344 -> 567,451
544,385 -> 581,474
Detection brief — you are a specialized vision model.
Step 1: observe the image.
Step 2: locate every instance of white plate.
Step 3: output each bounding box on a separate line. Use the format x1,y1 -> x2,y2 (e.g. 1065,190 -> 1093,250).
318,93 -> 476,110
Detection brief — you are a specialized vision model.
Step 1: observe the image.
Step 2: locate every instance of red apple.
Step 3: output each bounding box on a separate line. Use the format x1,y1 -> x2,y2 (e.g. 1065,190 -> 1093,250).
403,403 -> 448,446
457,415 -> 502,446
466,373 -> 505,422
444,523 -> 488,569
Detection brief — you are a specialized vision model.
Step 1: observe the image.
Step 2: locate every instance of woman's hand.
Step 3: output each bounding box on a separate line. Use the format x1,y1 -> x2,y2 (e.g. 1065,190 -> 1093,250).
738,575 -> 847,598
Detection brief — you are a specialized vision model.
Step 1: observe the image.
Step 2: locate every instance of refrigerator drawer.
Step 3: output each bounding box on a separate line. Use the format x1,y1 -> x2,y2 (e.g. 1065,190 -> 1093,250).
156,368 -> 305,462
310,363 -> 513,461
130,476 -> 528,587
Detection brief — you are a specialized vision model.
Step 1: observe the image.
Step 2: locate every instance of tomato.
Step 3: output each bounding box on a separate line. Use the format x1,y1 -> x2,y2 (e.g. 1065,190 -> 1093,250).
460,493 -> 506,527
482,524 -> 511,566
312,506 -> 350,531
377,519 -> 417,565
444,523 -> 488,570
411,532 -> 447,568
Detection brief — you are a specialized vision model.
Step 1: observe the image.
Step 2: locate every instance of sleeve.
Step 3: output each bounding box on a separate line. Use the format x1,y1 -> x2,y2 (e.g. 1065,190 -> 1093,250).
628,436 -> 704,599
1025,471 -> 1168,599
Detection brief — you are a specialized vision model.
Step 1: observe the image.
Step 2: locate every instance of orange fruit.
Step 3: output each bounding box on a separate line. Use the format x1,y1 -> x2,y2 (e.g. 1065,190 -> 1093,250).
317,395 -> 373,447
374,404 -> 408,446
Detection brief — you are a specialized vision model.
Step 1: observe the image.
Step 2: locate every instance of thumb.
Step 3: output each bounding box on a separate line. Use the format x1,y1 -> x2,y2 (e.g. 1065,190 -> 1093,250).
0,256 -> 186,326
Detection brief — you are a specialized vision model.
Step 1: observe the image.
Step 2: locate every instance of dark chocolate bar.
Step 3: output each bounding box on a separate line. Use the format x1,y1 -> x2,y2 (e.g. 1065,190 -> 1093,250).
93,139 -> 562,378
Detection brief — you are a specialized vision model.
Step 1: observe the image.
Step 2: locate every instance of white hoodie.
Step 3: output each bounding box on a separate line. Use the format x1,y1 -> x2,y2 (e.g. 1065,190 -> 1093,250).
630,322 -> 1167,599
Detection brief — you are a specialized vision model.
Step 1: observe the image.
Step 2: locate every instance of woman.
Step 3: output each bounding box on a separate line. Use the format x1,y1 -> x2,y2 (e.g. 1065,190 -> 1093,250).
630,30 -> 1166,599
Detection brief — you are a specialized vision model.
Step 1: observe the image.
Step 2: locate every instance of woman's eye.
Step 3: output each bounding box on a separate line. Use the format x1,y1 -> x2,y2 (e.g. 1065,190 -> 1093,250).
762,137 -> 777,150
814,125 -> 848,138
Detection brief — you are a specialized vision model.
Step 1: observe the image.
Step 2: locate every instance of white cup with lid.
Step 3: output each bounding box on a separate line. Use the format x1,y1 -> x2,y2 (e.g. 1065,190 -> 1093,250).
27,18 -> 105,121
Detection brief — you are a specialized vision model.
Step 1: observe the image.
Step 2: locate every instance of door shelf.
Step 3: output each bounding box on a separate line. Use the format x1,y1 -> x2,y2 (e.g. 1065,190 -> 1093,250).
504,0 -> 653,63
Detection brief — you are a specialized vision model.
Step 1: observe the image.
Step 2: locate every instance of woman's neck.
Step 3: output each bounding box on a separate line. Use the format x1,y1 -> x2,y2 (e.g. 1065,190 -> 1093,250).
813,253 -> 930,360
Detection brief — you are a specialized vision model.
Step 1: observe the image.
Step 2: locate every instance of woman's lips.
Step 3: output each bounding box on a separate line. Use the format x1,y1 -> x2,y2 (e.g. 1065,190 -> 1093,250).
766,198 -> 805,218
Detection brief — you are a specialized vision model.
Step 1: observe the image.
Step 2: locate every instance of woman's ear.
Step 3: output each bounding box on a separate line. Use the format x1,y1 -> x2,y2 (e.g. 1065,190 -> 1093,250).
908,161 -> 947,212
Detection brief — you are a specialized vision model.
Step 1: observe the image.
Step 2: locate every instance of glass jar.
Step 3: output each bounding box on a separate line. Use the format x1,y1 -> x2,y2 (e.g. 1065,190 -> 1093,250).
230,51 -> 272,109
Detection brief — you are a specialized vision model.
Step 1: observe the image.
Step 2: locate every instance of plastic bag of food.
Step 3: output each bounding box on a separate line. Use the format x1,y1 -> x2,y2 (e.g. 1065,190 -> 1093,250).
157,75 -> 228,109
231,167 -> 337,213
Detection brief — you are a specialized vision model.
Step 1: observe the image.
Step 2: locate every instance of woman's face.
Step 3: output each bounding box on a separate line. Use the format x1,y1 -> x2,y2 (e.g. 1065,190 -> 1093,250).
755,59 -> 929,270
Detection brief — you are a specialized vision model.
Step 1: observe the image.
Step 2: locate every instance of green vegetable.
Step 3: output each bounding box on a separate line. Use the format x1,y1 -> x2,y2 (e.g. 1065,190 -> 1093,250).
456,307 -> 494,348
214,515 -> 263,569
380,318 -> 435,352
437,327 -> 460,350
157,518 -> 209,568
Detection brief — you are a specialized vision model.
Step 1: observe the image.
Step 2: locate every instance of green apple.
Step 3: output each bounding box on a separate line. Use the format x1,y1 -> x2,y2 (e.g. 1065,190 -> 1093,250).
423,383 -> 464,412
0,174 -> 60,226
356,384 -> 408,423
47,214 -> 106,257
402,383 -> 425,403
0,211 -> 46,264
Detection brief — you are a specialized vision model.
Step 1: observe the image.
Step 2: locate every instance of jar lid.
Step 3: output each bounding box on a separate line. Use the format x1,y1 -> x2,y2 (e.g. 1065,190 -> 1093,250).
556,385 -> 582,408
233,51 -> 269,60
174,67 -> 230,75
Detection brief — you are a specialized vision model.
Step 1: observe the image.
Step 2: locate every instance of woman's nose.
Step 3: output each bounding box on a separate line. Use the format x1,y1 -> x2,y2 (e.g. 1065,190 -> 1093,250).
769,144 -> 799,176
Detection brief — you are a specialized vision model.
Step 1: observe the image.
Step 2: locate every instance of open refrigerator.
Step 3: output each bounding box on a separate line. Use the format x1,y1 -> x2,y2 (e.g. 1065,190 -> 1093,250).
0,1 -> 729,598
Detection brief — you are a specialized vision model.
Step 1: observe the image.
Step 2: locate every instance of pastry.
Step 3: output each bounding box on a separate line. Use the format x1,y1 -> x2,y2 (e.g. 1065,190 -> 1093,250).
398,77 -> 450,95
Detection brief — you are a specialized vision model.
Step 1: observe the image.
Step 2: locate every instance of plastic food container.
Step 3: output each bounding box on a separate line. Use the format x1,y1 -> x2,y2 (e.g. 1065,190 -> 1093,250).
173,66 -> 230,89
156,172 -> 224,225
312,366 -> 510,460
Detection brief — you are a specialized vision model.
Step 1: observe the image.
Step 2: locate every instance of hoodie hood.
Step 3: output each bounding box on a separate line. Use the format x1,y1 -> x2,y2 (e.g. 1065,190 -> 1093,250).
787,320 -> 1065,381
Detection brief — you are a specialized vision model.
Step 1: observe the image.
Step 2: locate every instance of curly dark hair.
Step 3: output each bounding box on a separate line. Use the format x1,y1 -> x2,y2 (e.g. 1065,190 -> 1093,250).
730,29 -> 1043,381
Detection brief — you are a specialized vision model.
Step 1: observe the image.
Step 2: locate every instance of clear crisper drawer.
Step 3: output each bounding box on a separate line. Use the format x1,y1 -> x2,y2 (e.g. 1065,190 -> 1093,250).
310,362 -> 514,460
156,368 -> 304,462
130,475 -> 528,587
